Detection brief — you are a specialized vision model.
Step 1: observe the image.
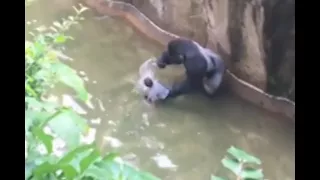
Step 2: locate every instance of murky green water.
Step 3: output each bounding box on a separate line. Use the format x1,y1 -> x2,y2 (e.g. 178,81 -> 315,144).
26,1 -> 295,179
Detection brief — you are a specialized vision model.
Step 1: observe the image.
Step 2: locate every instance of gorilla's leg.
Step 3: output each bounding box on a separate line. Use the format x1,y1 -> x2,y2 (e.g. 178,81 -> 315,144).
166,79 -> 194,99
203,72 -> 224,96
203,53 -> 226,96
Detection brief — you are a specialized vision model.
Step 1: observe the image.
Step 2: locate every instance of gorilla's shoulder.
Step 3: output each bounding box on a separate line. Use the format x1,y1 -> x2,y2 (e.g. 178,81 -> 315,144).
168,39 -> 200,55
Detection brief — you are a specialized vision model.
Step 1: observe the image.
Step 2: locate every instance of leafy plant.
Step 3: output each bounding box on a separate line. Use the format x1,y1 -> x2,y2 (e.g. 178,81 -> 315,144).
25,4 -> 88,101
211,146 -> 264,180
25,2 -> 159,180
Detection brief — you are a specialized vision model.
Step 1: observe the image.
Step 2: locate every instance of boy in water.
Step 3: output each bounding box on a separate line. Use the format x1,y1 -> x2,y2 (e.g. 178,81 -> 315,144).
142,77 -> 169,103
136,58 -> 169,104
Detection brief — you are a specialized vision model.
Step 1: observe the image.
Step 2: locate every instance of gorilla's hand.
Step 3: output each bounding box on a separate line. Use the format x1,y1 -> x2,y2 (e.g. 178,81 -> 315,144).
156,51 -> 168,69
156,50 -> 185,69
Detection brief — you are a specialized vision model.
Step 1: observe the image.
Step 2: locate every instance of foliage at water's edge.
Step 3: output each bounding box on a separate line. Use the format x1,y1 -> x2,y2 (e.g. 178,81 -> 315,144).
25,2 -> 160,179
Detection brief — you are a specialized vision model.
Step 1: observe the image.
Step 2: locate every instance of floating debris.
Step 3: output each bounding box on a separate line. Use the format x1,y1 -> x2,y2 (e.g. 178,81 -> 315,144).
104,136 -> 123,148
142,112 -> 150,126
90,118 -> 101,125
62,94 -> 87,115
122,153 -> 139,167
140,136 -> 164,150
79,71 -> 86,76
85,94 -> 95,109
108,120 -> 116,126
151,153 -> 177,170
83,77 -> 89,82
156,123 -> 166,128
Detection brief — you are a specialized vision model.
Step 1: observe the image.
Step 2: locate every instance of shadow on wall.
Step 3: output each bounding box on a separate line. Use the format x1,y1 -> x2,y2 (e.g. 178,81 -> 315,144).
263,0 -> 295,101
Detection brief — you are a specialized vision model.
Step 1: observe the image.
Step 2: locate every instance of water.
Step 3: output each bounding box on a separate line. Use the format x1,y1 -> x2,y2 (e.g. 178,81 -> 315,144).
26,1 -> 295,179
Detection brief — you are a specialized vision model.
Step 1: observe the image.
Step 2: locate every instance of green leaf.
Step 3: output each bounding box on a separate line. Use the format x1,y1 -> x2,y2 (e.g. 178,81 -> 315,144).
32,127 -> 54,154
25,83 -> 38,97
30,154 -> 59,166
41,101 -> 59,112
94,160 -> 121,179
25,109 -> 52,131
32,147 -> 94,179
52,63 -> 88,101
106,161 -> 123,179
240,168 -> 264,179
82,165 -> 110,180
118,164 -> 140,180
25,55 -> 35,64
33,39 -> 46,56
211,175 -> 226,180
80,148 -> 101,173
26,112 -> 34,133
54,35 -> 67,44
31,108 -> 52,123
60,165 -> 78,179
93,154 -> 160,180
48,109 -> 88,148
138,171 -> 161,180
102,152 -> 119,162
25,97 -> 42,109
25,41 -> 33,51
56,145 -> 96,179
221,157 -> 241,176
33,162 -> 58,178
227,146 -> 261,164
117,163 -> 160,180
58,144 -> 95,165
33,69 -> 53,86
25,163 -> 36,179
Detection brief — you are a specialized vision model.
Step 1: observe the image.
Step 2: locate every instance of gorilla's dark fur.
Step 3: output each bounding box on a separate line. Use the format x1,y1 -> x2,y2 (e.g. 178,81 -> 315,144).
156,38 -> 226,99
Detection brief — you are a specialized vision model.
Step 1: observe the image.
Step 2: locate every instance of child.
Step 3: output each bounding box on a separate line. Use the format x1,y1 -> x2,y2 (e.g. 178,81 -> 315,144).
136,58 -> 169,103
142,77 -> 169,103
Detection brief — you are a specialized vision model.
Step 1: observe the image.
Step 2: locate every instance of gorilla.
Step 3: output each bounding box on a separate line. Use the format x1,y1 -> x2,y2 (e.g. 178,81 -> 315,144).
156,38 -> 226,99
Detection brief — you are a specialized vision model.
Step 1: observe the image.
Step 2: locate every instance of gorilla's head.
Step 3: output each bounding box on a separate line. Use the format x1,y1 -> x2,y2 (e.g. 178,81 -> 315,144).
156,39 -> 197,68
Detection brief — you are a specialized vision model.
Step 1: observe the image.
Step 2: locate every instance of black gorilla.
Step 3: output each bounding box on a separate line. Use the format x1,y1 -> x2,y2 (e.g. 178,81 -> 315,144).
156,38 -> 226,99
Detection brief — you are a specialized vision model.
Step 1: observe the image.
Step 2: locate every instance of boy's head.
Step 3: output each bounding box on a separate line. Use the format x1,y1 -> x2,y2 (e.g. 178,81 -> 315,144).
143,77 -> 153,88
